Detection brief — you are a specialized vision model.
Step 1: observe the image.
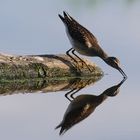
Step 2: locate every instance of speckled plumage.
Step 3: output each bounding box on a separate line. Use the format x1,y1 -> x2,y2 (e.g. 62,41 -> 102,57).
58,11 -> 108,58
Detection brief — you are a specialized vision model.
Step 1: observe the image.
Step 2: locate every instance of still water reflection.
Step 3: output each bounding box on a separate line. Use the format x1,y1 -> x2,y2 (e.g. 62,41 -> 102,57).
0,76 -> 101,95
0,76 -> 127,137
56,78 -> 126,135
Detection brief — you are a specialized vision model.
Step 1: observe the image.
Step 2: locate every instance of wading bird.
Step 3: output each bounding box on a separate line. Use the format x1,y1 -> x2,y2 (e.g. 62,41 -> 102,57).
58,11 -> 127,79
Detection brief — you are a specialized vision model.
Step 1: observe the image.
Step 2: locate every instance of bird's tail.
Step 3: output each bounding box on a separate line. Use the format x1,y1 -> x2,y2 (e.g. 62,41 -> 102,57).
58,11 -> 76,24
55,123 -> 66,135
58,14 -> 65,23
55,123 -> 61,129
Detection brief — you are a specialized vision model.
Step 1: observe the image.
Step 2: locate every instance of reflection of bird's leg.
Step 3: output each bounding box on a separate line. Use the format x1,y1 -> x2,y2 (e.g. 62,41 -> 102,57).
70,78 -> 92,98
65,88 -> 77,102
65,78 -> 93,101
72,49 -> 93,72
64,78 -> 81,101
65,88 -> 83,101
70,88 -> 83,99
66,48 -> 81,72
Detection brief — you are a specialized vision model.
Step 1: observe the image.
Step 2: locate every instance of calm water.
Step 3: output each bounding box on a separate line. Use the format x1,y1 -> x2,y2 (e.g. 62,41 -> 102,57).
0,0 -> 140,140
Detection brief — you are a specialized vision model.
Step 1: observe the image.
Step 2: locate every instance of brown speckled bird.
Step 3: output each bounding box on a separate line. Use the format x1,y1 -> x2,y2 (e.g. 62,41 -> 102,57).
58,11 -> 127,78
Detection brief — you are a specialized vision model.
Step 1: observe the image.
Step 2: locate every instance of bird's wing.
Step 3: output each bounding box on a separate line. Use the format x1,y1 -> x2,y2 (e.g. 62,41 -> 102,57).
63,12 -> 98,44
69,22 -> 99,48
59,11 -> 99,48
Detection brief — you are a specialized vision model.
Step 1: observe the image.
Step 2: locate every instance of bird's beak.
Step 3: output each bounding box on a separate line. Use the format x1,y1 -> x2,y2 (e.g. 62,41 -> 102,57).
118,67 -> 127,79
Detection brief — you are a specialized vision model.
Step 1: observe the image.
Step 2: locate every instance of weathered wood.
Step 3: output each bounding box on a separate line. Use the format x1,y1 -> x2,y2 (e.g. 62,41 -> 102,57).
0,53 -> 103,80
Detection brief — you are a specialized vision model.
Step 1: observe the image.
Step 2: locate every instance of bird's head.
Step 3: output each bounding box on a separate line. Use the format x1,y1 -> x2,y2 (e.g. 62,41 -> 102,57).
105,57 -> 120,69
104,57 -> 127,78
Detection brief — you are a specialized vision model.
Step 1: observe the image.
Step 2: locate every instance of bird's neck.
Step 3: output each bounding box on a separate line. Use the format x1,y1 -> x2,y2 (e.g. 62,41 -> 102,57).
100,53 -> 110,66
102,57 -> 109,66
99,50 -> 108,60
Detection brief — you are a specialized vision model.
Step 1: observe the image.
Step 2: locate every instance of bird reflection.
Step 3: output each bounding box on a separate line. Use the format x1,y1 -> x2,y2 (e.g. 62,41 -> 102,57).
55,78 -> 126,135
64,78 -> 97,102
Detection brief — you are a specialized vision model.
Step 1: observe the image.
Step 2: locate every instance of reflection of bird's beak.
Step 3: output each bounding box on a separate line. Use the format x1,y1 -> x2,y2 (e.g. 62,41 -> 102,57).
118,67 -> 127,79
118,78 -> 126,87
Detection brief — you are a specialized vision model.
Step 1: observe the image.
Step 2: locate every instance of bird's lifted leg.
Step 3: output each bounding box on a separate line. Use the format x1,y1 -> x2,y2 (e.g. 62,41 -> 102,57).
72,49 -> 93,72
66,48 -> 81,73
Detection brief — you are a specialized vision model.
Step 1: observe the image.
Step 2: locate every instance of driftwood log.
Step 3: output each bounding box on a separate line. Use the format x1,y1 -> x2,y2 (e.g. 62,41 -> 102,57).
0,53 -> 103,80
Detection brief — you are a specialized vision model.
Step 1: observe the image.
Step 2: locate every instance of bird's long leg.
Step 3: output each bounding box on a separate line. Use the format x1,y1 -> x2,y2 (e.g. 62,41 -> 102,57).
66,48 -> 81,72
72,49 -> 93,72
66,48 -> 78,64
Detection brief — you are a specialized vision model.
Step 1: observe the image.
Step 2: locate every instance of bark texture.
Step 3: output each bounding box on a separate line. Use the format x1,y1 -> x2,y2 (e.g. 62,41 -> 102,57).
0,53 -> 103,80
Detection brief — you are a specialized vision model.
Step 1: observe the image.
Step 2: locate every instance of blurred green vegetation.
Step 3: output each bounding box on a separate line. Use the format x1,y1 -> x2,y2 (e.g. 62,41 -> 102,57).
65,0 -> 139,8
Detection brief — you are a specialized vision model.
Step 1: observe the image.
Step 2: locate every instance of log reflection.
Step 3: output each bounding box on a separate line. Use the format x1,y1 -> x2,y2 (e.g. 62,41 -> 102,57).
0,76 -> 101,96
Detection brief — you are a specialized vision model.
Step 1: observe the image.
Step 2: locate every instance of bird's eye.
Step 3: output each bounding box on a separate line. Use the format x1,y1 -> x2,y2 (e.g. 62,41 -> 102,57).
115,59 -> 120,65
112,57 -> 120,65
